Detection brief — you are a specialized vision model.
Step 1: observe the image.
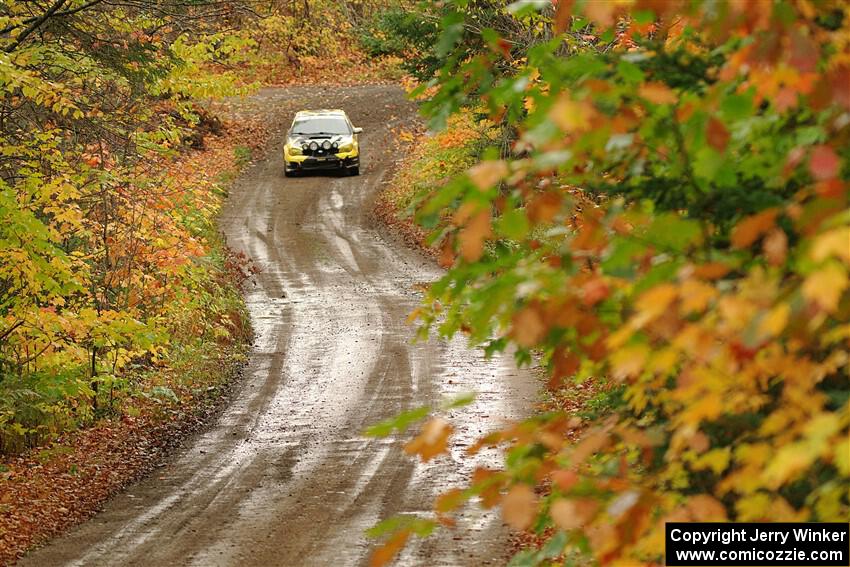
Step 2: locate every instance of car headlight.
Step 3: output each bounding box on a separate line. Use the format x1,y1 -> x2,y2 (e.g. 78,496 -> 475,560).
309,141 -> 319,151
288,143 -> 302,156
322,140 -> 331,150
338,142 -> 354,152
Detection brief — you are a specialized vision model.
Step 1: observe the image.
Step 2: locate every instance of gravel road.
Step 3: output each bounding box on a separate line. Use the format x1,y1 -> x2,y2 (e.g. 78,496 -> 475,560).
20,85 -> 535,567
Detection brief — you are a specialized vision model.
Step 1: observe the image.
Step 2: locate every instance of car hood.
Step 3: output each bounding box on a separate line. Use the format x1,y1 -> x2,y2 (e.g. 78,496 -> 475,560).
288,134 -> 353,146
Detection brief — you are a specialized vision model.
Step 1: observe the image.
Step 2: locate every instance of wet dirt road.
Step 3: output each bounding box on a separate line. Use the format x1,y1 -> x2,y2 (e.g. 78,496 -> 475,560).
21,85 -> 535,567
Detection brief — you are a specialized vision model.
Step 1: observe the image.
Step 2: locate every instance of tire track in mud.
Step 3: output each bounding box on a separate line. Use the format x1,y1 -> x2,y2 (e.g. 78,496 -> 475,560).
20,85 -> 536,567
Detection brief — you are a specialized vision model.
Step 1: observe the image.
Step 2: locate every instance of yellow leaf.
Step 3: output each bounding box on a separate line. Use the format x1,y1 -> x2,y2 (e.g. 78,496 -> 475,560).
810,227 -> 850,264
632,284 -> 678,328
804,412 -> 841,442
736,493 -> 773,521
647,348 -> 678,375
549,96 -> 593,133
679,279 -> 717,314
802,263 -> 848,312
610,343 -> 649,381
835,437 -> 850,476
501,484 -> 537,530
758,303 -> 790,338
682,393 -> 723,425
694,447 -> 731,474
764,443 -> 815,488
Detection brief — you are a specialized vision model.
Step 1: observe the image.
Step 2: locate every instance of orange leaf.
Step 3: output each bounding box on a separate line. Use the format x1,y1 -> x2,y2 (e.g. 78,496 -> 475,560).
692,262 -> 731,280
550,498 -> 599,531
549,96 -> 593,133
582,277 -> 610,306
730,208 -> 779,248
458,210 -> 492,262
501,484 -> 537,530
553,0 -> 574,32
435,488 -> 466,514
551,469 -> 579,492
438,235 -> 455,269
685,495 -> 728,521
472,467 -> 503,508
763,228 -> 788,266
404,418 -> 453,462
638,82 -> 678,105
469,160 -> 508,190
584,0 -> 616,27
511,306 -> 547,347
549,348 -> 581,390
370,530 -> 410,567
679,279 -> 717,315
633,284 -> 678,328
527,191 -> 562,224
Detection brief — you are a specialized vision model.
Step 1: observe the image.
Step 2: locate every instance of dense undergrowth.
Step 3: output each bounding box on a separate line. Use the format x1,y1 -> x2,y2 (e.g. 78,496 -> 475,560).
0,120 -> 262,562
374,112 -> 491,250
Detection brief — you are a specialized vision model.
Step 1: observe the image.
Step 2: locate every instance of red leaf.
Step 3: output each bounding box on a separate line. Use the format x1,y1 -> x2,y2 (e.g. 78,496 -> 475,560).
829,65 -> 850,110
809,145 -> 840,181
706,118 -> 730,152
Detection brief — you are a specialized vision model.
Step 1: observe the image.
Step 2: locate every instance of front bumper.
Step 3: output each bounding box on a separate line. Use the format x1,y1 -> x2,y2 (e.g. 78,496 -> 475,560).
285,149 -> 359,172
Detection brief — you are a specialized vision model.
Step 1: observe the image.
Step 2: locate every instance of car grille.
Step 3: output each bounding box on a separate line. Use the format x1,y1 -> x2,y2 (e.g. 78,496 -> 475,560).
303,147 -> 335,157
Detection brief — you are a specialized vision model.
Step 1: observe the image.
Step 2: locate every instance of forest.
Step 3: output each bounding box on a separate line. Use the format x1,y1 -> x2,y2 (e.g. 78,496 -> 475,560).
2,0 -> 849,566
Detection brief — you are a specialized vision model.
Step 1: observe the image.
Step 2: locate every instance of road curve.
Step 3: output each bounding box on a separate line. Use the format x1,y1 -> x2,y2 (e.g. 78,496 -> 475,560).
21,85 -> 536,567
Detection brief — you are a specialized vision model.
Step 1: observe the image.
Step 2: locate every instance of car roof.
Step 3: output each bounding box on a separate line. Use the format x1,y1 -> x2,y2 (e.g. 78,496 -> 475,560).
293,110 -> 348,120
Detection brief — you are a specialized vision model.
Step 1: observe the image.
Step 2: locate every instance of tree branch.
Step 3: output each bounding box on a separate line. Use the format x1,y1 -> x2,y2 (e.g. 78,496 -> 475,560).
4,0 -> 68,53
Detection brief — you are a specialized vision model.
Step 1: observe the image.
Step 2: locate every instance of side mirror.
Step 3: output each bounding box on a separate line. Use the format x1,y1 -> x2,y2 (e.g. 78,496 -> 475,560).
353,127 -> 363,134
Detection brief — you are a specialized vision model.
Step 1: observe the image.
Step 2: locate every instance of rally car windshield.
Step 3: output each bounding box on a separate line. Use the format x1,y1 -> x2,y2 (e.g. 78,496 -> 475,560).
291,117 -> 351,135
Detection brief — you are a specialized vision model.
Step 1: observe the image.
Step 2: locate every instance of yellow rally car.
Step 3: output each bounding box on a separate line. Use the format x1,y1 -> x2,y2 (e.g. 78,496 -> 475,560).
283,109 -> 362,177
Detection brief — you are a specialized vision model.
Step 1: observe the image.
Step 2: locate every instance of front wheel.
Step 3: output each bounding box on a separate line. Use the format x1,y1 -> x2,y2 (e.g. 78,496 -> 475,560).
348,166 -> 360,176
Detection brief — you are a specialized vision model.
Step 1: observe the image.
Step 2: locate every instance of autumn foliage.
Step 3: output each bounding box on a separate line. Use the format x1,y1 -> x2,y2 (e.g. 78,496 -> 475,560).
373,1 -> 850,565
0,1 -> 274,453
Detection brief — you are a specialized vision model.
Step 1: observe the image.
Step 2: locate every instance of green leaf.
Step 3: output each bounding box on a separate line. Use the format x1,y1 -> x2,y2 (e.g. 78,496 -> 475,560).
720,92 -> 753,121
441,392 -> 476,410
617,60 -> 645,83
366,515 -> 436,538
363,405 -> 430,437
644,214 -> 703,252
693,146 -> 724,180
498,208 -> 531,240
436,13 -> 465,58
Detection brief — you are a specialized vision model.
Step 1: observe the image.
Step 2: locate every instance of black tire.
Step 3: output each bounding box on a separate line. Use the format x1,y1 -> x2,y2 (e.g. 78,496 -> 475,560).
348,166 -> 360,176
284,168 -> 295,177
